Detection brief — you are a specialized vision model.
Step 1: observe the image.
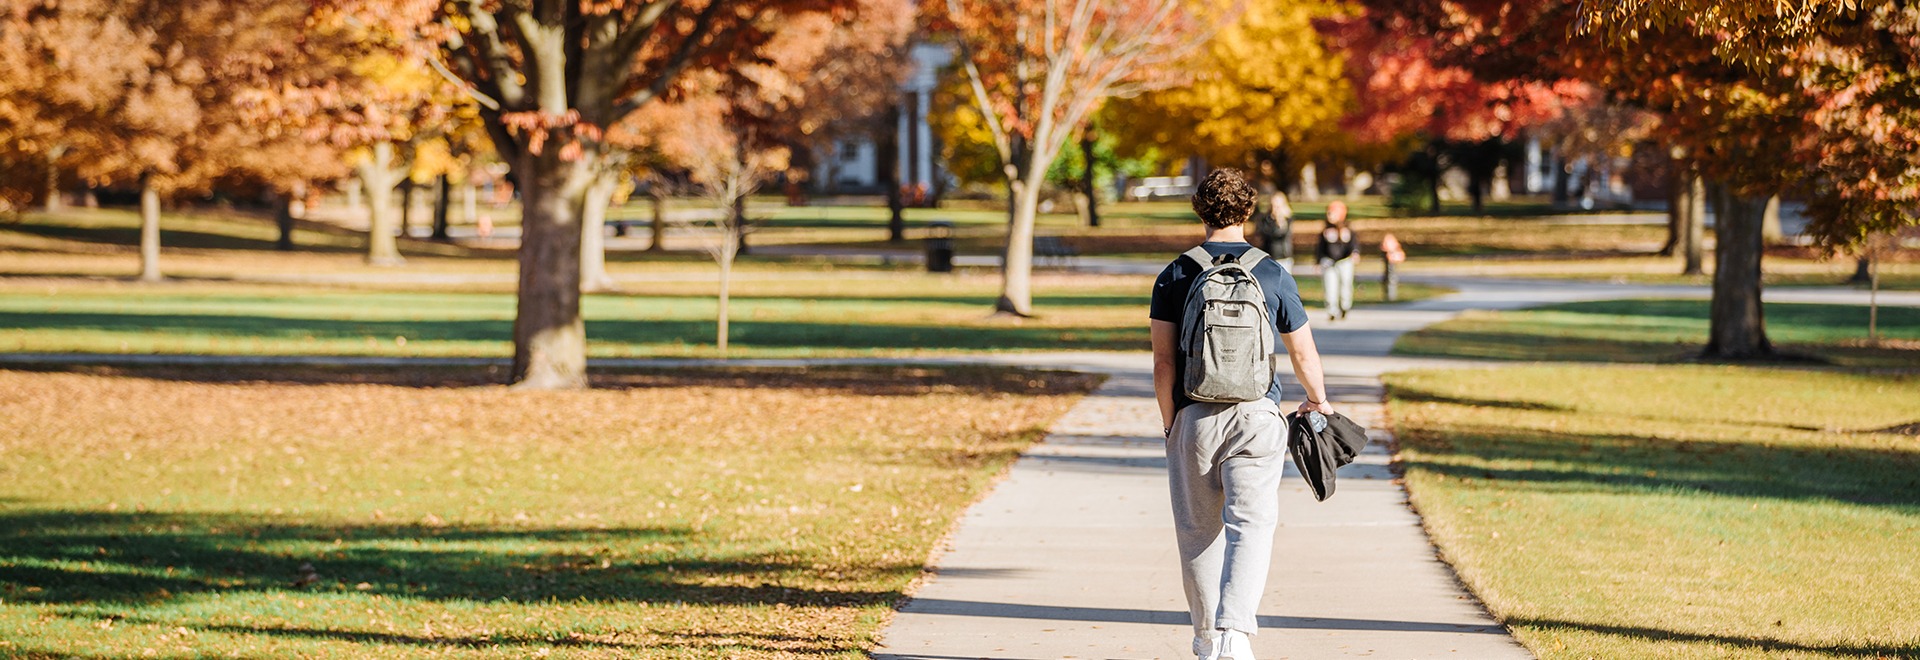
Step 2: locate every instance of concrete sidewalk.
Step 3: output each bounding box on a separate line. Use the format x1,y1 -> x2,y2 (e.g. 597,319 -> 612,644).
871,283 -> 1541,659
874,364 -> 1530,660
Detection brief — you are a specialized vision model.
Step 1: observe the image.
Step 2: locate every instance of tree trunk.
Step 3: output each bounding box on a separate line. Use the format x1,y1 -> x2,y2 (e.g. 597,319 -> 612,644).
997,168 -> 1044,317
1660,163 -> 1682,256
1551,155 -> 1571,206
1081,131 -> 1100,227
138,172 -> 161,282
1869,236 -> 1880,342
580,173 -> 617,293
1467,167 -> 1486,215
733,194 -> 749,256
275,191 -> 297,252
879,100 -> 904,242
509,147 -> 595,389
648,193 -> 666,252
1702,188 -> 1771,359
398,179 -> 416,239
346,177 -> 361,213
43,146 -> 65,213
431,174 -> 452,241
1427,172 -> 1442,216
1851,255 -> 1872,283
1682,172 -> 1705,276
717,248 -> 732,353
360,143 -> 404,266
1761,194 -> 1784,244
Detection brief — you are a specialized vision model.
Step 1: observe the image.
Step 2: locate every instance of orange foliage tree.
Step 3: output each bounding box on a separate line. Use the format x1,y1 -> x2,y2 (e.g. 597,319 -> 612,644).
0,0 -> 352,278
325,0 -> 864,389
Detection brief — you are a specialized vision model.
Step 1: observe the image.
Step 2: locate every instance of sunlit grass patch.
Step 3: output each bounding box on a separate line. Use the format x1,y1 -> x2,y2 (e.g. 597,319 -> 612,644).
0,365 -> 1101,658
1395,299 -> 1920,368
1386,365 -> 1920,660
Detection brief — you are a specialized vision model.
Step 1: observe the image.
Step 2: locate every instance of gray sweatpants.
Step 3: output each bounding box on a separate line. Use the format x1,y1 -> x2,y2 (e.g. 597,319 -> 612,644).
1167,398 -> 1285,636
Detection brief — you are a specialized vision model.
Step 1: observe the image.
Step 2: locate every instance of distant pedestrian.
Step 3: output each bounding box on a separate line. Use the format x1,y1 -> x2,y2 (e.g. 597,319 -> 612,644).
1315,201 -> 1358,321
477,214 -> 494,238
1150,169 -> 1337,660
1380,232 -> 1405,301
1253,191 -> 1294,272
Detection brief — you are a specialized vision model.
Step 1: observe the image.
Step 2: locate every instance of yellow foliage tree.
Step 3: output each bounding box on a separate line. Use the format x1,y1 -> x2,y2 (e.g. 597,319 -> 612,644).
1107,0 -> 1350,184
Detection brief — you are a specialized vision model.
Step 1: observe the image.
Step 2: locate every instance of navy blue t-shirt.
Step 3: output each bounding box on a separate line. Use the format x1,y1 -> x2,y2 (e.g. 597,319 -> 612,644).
1149,241 -> 1309,413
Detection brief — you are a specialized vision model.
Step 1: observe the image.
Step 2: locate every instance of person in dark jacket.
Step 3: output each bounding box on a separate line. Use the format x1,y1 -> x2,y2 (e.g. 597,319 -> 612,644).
1314,201 -> 1358,321
1252,191 -> 1294,272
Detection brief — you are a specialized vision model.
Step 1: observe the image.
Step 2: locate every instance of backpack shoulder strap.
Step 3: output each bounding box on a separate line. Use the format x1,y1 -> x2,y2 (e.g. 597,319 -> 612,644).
1239,247 -> 1270,265
1180,246 -> 1214,269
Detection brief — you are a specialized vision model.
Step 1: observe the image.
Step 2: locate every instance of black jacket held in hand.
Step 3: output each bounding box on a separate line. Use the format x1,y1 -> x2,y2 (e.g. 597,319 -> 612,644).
1286,411 -> 1371,502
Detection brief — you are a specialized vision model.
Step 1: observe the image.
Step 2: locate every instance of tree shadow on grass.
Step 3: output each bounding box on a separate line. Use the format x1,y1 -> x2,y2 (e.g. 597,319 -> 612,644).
1507,617 -> 1919,658
1397,422 -> 1920,509
0,311 -> 1148,352
0,509 -> 907,610
6,363 -> 1104,398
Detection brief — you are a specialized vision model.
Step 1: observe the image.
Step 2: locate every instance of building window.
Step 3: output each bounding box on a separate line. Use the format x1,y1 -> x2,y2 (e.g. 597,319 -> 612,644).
840,141 -> 861,163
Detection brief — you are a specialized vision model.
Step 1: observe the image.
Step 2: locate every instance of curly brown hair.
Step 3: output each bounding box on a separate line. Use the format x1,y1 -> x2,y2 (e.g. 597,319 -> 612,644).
1192,169 -> 1257,229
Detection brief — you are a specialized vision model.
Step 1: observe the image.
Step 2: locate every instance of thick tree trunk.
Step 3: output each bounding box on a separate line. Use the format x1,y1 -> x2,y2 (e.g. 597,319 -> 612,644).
138,173 -> 161,282
1682,173 -> 1705,276
580,174 -> 617,292
997,169 -> 1044,317
1702,189 -> 1771,359
879,101 -> 905,242
648,193 -> 666,252
509,148 -> 595,389
1081,132 -> 1099,228
1851,255 -> 1872,283
1761,194 -> 1784,244
431,175 -> 452,241
359,143 -> 404,266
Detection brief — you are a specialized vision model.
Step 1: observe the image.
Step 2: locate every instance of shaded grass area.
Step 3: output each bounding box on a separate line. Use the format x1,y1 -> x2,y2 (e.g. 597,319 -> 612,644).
1395,299 -> 1920,368
1385,366 -> 1920,660
0,274 -> 1443,358
0,365 -> 1101,658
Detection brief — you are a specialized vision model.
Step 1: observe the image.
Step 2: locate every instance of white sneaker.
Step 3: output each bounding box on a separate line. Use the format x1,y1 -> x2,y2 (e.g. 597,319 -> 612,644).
1216,629 -> 1254,660
1192,630 -> 1222,659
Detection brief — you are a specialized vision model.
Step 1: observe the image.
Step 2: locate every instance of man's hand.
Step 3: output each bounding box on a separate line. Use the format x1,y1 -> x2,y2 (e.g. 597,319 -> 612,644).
1296,399 -> 1334,416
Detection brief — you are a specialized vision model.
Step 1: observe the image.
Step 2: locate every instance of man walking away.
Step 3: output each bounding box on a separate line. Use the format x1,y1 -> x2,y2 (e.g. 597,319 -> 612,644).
1315,201 -> 1358,321
1150,169 -> 1337,660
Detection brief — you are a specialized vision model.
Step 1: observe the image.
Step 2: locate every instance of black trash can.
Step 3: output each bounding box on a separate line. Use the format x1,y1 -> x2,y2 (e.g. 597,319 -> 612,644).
926,220 -> 955,273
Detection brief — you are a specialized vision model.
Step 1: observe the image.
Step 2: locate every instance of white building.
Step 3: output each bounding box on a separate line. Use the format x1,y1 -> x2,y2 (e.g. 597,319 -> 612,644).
814,43 -> 953,195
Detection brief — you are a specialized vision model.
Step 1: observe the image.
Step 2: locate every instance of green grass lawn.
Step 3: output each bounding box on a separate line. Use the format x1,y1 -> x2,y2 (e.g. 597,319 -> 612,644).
1395,299 -> 1920,368
0,364 -> 1100,658
1385,365 -> 1920,659
0,272 -> 1446,358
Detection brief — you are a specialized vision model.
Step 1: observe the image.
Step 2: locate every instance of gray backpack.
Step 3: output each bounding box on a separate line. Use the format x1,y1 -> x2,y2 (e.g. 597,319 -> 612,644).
1179,246 -> 1274,403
